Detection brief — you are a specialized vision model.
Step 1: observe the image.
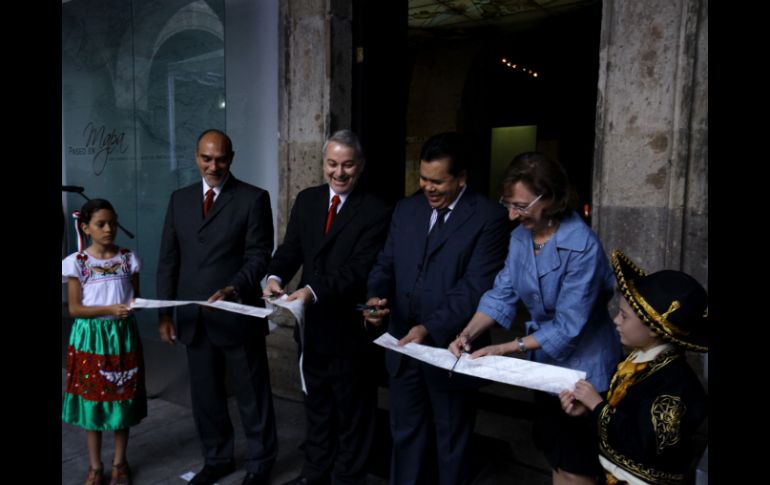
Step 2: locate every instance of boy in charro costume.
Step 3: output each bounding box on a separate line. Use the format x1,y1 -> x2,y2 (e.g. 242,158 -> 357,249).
560,250 -> 707,484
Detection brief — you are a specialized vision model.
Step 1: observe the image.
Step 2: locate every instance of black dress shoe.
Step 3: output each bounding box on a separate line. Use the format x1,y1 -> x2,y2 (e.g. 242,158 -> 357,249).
242,471 -> 271,485
189,463 -> 236,485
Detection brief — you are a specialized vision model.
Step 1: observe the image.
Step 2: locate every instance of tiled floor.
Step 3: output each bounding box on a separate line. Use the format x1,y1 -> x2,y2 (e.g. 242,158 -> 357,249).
62,369 -> 551,484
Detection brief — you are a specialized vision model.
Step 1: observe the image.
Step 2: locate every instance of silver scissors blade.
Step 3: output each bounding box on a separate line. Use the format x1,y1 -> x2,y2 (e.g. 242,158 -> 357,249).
448,352 -> 464,377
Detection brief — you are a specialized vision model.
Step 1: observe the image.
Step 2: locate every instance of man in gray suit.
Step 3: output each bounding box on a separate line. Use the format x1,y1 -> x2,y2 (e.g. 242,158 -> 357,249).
157,129 -> 276,485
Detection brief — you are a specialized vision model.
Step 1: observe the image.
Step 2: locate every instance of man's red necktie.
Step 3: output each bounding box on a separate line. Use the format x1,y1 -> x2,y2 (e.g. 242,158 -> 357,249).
203,188 -> 215,217
325,195 -> 341,234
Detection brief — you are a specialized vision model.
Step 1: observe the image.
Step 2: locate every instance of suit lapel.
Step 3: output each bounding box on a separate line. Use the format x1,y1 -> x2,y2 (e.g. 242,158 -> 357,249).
517,223 -> 561,278
308,185 -> 330,255
413,196 -> 432,260
534,215 -> 578,277
536,239 -> 561,277
180,182 -> 203,225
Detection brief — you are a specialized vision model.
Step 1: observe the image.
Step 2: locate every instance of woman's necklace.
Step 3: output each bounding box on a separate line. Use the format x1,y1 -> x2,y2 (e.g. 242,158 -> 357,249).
533,223 -> 558,252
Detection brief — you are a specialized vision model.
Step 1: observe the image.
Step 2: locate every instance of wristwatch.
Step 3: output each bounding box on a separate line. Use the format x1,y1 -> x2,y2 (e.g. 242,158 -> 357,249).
516,337 -> 527,353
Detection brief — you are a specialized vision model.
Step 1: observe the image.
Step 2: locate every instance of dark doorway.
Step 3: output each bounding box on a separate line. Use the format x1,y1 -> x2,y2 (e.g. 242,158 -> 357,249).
349,2 -> 409,479
352,0 -> 409,207
405,1 -> 603,214
462,4 -> 603,208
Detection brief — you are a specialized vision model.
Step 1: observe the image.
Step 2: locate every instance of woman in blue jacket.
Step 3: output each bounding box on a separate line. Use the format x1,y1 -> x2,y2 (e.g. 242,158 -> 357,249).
450,152 -> 622,485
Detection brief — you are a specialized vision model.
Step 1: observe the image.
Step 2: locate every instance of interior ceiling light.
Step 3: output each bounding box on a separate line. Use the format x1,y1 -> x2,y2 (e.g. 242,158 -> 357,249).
499,57 -> 539,79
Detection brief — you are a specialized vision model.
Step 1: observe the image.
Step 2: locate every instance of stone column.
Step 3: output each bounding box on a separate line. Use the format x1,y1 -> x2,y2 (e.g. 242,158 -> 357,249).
592,0 -> 708,385
271,0 -> 353,400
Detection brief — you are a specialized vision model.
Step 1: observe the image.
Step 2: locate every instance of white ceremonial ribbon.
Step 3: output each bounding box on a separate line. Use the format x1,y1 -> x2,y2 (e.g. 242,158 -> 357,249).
130,298 -> 277,331
264,295 -> 308,394
374,333 -> 586,394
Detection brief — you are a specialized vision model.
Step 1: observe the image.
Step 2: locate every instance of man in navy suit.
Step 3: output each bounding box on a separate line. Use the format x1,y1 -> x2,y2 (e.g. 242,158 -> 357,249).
157,129 -> 277,485
365,132 -> 509,485
264,130 -> 391,485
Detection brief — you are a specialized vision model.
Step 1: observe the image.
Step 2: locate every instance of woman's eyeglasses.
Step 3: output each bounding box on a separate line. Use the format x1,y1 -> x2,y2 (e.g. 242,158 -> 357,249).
499,193 -> 543,214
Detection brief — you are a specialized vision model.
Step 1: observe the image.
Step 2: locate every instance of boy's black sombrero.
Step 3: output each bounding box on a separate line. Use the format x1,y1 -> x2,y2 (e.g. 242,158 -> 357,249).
610,250 -> 708,352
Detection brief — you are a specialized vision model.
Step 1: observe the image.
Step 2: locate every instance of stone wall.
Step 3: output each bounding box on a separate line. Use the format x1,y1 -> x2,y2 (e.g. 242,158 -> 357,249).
592,0 -> 708,387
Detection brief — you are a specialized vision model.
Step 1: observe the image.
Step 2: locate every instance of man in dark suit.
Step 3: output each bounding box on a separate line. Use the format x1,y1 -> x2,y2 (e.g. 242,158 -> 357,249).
365,132 -> 509,485
157,129 -> 277,485
264,130 -> 390,485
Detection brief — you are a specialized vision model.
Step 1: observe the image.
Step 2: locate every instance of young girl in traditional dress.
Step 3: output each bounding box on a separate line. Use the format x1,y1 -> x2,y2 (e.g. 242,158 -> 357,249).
62,199 -> 146,485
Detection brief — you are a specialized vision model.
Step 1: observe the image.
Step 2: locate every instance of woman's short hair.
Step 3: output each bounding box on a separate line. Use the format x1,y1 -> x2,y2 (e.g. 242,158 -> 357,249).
501,152 -> 578,221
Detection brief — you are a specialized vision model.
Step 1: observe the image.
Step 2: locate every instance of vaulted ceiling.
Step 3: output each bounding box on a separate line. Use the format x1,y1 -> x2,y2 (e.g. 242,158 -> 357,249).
408,0 -> 598,29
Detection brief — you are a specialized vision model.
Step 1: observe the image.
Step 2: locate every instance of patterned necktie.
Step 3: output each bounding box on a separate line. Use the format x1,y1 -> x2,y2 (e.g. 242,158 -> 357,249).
203,188 -> 215,217
606,358 -> 649,407
325,195 -> 341,234
428,207 -> 450,238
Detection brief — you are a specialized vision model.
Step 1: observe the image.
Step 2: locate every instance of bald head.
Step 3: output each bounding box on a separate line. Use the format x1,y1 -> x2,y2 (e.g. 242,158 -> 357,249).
197,129 -> 233,156
196,129 -> 234,188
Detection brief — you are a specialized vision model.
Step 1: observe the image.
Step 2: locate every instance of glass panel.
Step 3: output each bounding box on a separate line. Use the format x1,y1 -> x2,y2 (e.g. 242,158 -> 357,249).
62,0 -> 225,333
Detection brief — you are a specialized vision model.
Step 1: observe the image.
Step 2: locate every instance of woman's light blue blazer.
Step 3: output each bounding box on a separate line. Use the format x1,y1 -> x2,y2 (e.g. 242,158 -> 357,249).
477,212 -> 622,392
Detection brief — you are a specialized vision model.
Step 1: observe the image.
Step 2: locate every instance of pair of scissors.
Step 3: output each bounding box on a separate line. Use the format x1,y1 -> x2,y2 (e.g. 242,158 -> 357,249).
448,351 -> 466,378
355,304 -> 379,315
356,304 -> 381,330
